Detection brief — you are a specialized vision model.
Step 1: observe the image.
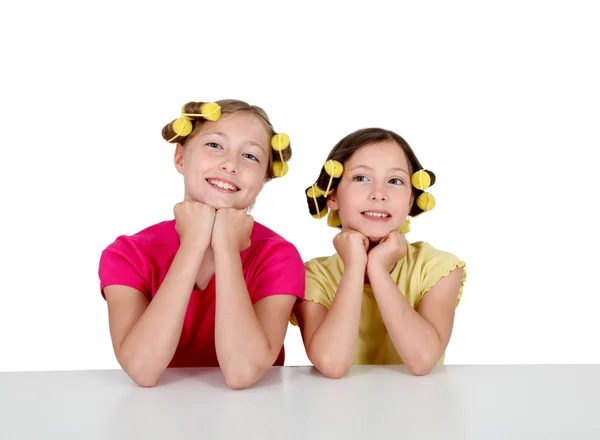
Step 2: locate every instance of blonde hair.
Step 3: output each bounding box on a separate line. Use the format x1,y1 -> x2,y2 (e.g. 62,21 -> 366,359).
172,99 -> 293,181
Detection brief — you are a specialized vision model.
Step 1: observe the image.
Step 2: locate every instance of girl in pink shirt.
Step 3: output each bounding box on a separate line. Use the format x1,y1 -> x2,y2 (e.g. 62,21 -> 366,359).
98,100 -> 305,389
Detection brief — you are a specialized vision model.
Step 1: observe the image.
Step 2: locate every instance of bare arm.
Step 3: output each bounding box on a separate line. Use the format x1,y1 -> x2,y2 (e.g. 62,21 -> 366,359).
368,265 -> 463,375
104,242 -> 209,387
213,243 -> 296,389
295,262 -> 365,379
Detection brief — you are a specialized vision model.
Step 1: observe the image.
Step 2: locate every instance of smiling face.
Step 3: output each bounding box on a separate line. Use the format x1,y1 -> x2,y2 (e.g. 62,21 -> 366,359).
174,111 -> 271,210
327,140 -> 415,241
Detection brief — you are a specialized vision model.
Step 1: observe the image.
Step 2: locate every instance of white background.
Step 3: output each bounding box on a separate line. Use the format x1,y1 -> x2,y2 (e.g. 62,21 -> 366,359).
1,0 -> 599,372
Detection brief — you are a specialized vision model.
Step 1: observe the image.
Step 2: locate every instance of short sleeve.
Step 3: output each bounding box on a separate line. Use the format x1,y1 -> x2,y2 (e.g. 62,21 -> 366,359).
247,241 -> 305,304
304,261 -> 334,309
98,237 -> 151,299
290,259 -> 334,326
419,249 -> 467,308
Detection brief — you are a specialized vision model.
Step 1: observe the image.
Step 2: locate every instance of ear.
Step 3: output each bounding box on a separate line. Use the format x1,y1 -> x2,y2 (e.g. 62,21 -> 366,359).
326,190 -> 339,211
174,143 -> 185,175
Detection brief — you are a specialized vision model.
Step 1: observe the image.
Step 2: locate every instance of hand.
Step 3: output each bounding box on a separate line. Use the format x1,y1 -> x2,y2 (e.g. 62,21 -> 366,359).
367,230 -> 407,273
212,208 -> 253,252
174,200 -> 216,249
333,228 -> 369,269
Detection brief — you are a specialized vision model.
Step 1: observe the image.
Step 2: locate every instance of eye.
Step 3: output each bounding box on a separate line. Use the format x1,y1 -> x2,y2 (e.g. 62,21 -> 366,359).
243,153 -> 259,162
352,175 -> 369,182
206,142 -> 222,149
389,178 -> 404,185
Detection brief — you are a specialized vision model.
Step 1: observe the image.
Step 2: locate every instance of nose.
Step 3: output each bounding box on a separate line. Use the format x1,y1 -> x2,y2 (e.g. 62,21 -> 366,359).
369,185 -> 387,202
220,154 -> 238,174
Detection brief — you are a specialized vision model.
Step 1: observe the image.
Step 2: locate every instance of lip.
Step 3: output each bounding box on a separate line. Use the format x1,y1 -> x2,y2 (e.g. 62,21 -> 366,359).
205,177 -> 240,193
361,210 -> 392,222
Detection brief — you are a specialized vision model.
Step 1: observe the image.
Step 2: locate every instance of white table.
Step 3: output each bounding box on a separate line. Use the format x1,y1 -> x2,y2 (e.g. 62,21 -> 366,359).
1,365 -> 599,439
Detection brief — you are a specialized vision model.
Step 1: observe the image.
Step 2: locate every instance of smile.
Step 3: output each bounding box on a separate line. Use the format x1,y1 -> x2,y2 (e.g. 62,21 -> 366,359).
361,211 -> 391,222
206,179 -> 240,193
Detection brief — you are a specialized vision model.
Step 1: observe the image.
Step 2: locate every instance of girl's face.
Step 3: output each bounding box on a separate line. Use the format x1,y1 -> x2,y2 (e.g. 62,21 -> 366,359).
327,141 -> 415,241
174,112 -> 271,210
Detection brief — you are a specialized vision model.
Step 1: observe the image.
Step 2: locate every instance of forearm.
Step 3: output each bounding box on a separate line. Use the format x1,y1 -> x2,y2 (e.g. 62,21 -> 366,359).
214,245 -> 271,389
119,243 -> 207,385
308,264 -> 365,378
368,266 -> 443,375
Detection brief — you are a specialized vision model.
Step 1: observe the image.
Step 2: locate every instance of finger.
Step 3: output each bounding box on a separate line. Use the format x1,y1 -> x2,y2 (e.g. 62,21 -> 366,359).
362,236 -> 369,250
392,231 -> 404,245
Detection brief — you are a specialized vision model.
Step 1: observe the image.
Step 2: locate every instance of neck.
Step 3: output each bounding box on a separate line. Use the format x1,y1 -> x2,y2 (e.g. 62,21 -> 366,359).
367,239 -> 380,252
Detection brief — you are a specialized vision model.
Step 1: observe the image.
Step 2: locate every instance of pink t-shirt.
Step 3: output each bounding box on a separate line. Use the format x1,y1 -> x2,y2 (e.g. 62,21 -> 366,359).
98,219 -> 305,367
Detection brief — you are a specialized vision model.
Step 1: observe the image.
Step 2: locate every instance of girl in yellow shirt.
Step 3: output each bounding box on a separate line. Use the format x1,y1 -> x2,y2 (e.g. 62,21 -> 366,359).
292,128 -> 466,378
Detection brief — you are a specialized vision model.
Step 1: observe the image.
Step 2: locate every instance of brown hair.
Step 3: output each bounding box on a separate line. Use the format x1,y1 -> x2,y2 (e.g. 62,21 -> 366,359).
162,99 -> 292,181
306,128 -> 435,224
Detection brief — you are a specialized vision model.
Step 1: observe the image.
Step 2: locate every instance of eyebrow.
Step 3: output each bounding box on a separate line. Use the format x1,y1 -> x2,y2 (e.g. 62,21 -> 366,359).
348,165 -> 410,176
202,131 -> 266,153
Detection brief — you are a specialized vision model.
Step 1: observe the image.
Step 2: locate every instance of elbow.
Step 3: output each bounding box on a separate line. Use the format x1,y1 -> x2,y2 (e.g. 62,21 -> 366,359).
405,351 -> 440,376
406,361 -> 434,376
123,361 -> 161,387
222,360 -> 265,390
225,377 -> 256,390
310,350 -> 350,379
224,371 -> 259,390
117,349 -> 161,388
131,372 -> 160,388
319,362 -> 349,379
219,341 -> 277,390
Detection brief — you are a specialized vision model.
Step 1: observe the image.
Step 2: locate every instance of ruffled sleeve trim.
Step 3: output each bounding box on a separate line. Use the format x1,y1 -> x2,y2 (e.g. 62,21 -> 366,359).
420,261 -> 467,308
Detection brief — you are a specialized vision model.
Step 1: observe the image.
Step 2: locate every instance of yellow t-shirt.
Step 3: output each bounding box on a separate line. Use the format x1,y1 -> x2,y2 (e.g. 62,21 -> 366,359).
291,241 -> 467,365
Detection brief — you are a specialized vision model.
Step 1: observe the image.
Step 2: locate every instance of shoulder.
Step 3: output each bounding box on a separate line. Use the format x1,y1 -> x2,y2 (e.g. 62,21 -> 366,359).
98,220 -> 178,296
406,241 -> 467,305
114,220 -> 178,247
242,222 -> 306,301
104,220 -> 177,249
406,241 -> 463,267
242,221 -> 305,280
100,220 -> 178,264
247,221 -> 301,258
297,254 -> 340,309
249,221 -> 290,244
305,253 -> 340,272
305,253 -> 343,282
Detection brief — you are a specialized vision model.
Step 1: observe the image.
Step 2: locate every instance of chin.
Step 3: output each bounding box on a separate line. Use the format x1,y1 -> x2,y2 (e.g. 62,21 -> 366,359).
202,190 -> 256,211
210,198 -> 233,208
194,193 -> 235,210
362,225 -> 400,241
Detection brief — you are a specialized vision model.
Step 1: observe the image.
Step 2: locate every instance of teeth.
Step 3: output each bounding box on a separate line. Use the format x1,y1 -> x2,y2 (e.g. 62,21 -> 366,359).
208,180 -> 238,191
363,212 -> 389,218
